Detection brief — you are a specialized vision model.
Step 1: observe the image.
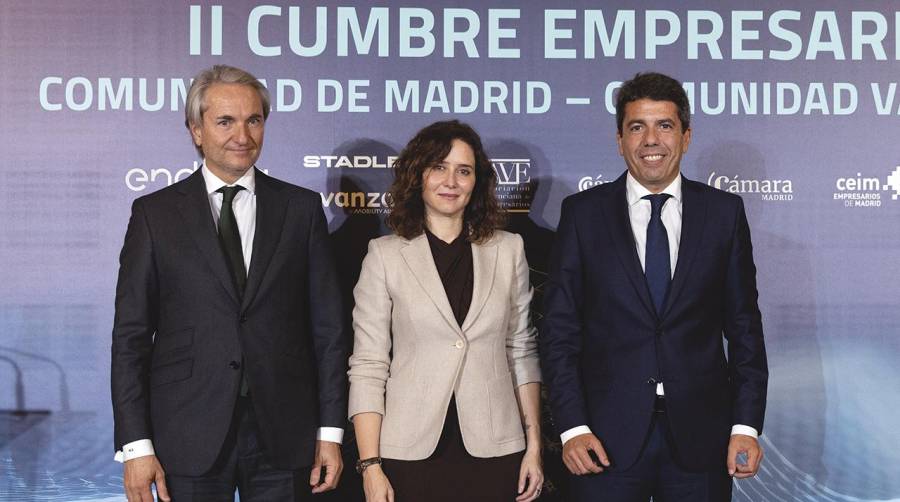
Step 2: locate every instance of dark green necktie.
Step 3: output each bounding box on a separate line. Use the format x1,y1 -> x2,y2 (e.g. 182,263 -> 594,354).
217,186 -> 246,297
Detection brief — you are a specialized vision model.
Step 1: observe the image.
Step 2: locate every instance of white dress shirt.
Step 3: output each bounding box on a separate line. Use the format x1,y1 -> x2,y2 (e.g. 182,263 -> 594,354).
116,163 -> 342,463
560,173 -> 757,445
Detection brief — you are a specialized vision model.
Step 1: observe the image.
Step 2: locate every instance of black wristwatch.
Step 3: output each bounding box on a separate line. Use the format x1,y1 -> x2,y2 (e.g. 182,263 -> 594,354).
356,456 -> 383,474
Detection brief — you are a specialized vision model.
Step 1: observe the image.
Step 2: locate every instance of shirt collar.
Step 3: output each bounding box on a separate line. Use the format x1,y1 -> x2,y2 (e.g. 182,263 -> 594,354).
625,171 -> 682,207
201,161 -> 257,196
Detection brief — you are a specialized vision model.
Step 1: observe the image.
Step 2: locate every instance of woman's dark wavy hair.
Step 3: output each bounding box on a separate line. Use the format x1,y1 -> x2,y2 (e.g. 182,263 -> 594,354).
387,120 -> 504,243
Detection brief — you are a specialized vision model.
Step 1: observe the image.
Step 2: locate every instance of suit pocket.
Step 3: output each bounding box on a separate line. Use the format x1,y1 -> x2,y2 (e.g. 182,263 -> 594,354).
380,377 -> 422,447
486,371 -> 523,444
153,326 -> 194,355
150,357 -> 193,387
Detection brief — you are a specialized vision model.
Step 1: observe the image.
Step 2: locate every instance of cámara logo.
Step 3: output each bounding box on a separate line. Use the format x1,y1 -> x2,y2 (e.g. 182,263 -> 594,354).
578,174 -> 613,192
707,172 -> 793,201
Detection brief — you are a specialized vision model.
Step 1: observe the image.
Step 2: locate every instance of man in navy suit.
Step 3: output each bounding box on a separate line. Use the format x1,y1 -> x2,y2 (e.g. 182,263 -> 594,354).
111,65 -> 349,501
541,72 -> 768,501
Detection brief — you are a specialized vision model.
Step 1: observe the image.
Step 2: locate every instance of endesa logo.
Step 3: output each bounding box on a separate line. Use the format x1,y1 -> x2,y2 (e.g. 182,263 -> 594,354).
125,162 -> 272,191
707,172 -> 793,201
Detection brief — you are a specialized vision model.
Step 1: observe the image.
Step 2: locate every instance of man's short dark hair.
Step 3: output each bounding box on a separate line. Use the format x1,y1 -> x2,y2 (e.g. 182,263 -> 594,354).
615,72 -> 690,134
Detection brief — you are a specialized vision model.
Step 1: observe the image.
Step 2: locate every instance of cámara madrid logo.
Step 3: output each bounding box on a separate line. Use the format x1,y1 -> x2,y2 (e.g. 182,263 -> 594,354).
707,172 -> 793,201
578,174 -> 613,192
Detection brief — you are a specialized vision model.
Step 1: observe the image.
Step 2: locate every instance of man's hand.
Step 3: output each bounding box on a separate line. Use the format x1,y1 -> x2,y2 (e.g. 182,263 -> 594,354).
727,434 -> 764,478
562,433 -> 611,475
124,455 -> 169,502
310,440 -> 343,493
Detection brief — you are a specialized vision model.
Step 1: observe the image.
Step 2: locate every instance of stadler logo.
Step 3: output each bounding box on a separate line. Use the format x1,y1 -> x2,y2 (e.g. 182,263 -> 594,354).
303,155 -> 397,169
833,166 -> 900,208
707,172 -> 793,201
491,158 -> 534,213
320,191 -> 392,214
578,174 -> 613,192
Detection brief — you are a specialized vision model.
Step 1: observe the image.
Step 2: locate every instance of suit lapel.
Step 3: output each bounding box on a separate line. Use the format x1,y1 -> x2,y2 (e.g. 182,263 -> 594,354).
399,234 -> 461,334
599,175 -> 657,319
242,169 -> 286,310
176,170 -> 241,306
461,239 -> 498,332
662,176 -> 707,318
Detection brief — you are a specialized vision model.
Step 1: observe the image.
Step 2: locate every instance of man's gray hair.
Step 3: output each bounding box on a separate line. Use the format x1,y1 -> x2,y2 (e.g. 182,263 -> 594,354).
184,65 -> 271,155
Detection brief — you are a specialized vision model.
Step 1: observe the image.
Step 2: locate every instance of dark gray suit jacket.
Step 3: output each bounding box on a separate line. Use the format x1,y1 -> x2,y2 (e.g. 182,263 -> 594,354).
111,168 -> 349,475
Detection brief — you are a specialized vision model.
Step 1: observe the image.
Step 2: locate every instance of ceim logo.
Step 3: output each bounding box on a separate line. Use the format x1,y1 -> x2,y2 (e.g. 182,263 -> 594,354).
833,166 -> 900,207
707,172 -> 793,201
886,166 -> 900,200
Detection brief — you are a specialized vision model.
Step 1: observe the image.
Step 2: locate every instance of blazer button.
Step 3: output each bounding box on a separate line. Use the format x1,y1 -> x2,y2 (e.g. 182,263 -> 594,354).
229,360 -> 241,370
454,340 -> 464,349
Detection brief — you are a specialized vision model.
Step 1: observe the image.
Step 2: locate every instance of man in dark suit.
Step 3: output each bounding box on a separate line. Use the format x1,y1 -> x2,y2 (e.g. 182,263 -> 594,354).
541,72 -> 768,501
111,65 -> 349,501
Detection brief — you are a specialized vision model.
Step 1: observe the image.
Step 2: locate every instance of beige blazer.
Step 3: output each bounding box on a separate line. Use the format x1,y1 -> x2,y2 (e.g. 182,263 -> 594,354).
348,230 -> 540,460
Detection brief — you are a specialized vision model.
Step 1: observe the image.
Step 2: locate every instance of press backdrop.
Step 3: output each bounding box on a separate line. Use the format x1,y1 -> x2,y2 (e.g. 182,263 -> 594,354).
2,1 -> 899,501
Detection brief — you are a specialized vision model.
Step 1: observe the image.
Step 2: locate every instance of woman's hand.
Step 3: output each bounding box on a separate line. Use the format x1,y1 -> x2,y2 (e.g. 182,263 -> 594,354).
362,464 -> 394,502
516,448 -> 544,501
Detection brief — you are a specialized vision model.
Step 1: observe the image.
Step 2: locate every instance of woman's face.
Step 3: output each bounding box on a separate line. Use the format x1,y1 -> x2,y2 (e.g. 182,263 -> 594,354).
421,139 -> 476,222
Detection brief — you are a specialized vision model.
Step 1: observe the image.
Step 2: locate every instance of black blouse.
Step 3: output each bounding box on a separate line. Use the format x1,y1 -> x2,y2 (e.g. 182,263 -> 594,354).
425,229 -> 473,327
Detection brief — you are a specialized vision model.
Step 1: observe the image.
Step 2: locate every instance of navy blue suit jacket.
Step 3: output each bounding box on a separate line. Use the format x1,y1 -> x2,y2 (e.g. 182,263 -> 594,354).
541,173 -> 767,471
111,169 -> 349,475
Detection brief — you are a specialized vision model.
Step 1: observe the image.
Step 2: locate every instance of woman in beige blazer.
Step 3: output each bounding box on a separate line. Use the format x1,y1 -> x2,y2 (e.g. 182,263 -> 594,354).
348,120 -> 543,502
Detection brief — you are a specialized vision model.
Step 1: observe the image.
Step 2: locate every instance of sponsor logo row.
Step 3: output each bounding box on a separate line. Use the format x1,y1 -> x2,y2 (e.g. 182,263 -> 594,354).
578,166 -> 900,208
124,158 -> 900,210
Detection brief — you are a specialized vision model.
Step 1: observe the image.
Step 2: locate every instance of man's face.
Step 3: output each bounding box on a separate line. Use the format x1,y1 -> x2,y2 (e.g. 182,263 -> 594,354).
190,83 -> 265,183
616,98 -> 691,193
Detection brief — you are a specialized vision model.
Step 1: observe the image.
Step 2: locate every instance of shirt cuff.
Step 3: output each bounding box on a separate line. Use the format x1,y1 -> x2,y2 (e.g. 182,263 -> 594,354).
560,425 -> 593,445
731,424 -> 759,438
317,427 -> 344,444
114,439 -> 155,463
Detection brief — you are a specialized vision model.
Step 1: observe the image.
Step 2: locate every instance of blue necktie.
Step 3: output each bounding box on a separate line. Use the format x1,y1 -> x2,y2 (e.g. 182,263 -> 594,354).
643,193 -> 672,314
